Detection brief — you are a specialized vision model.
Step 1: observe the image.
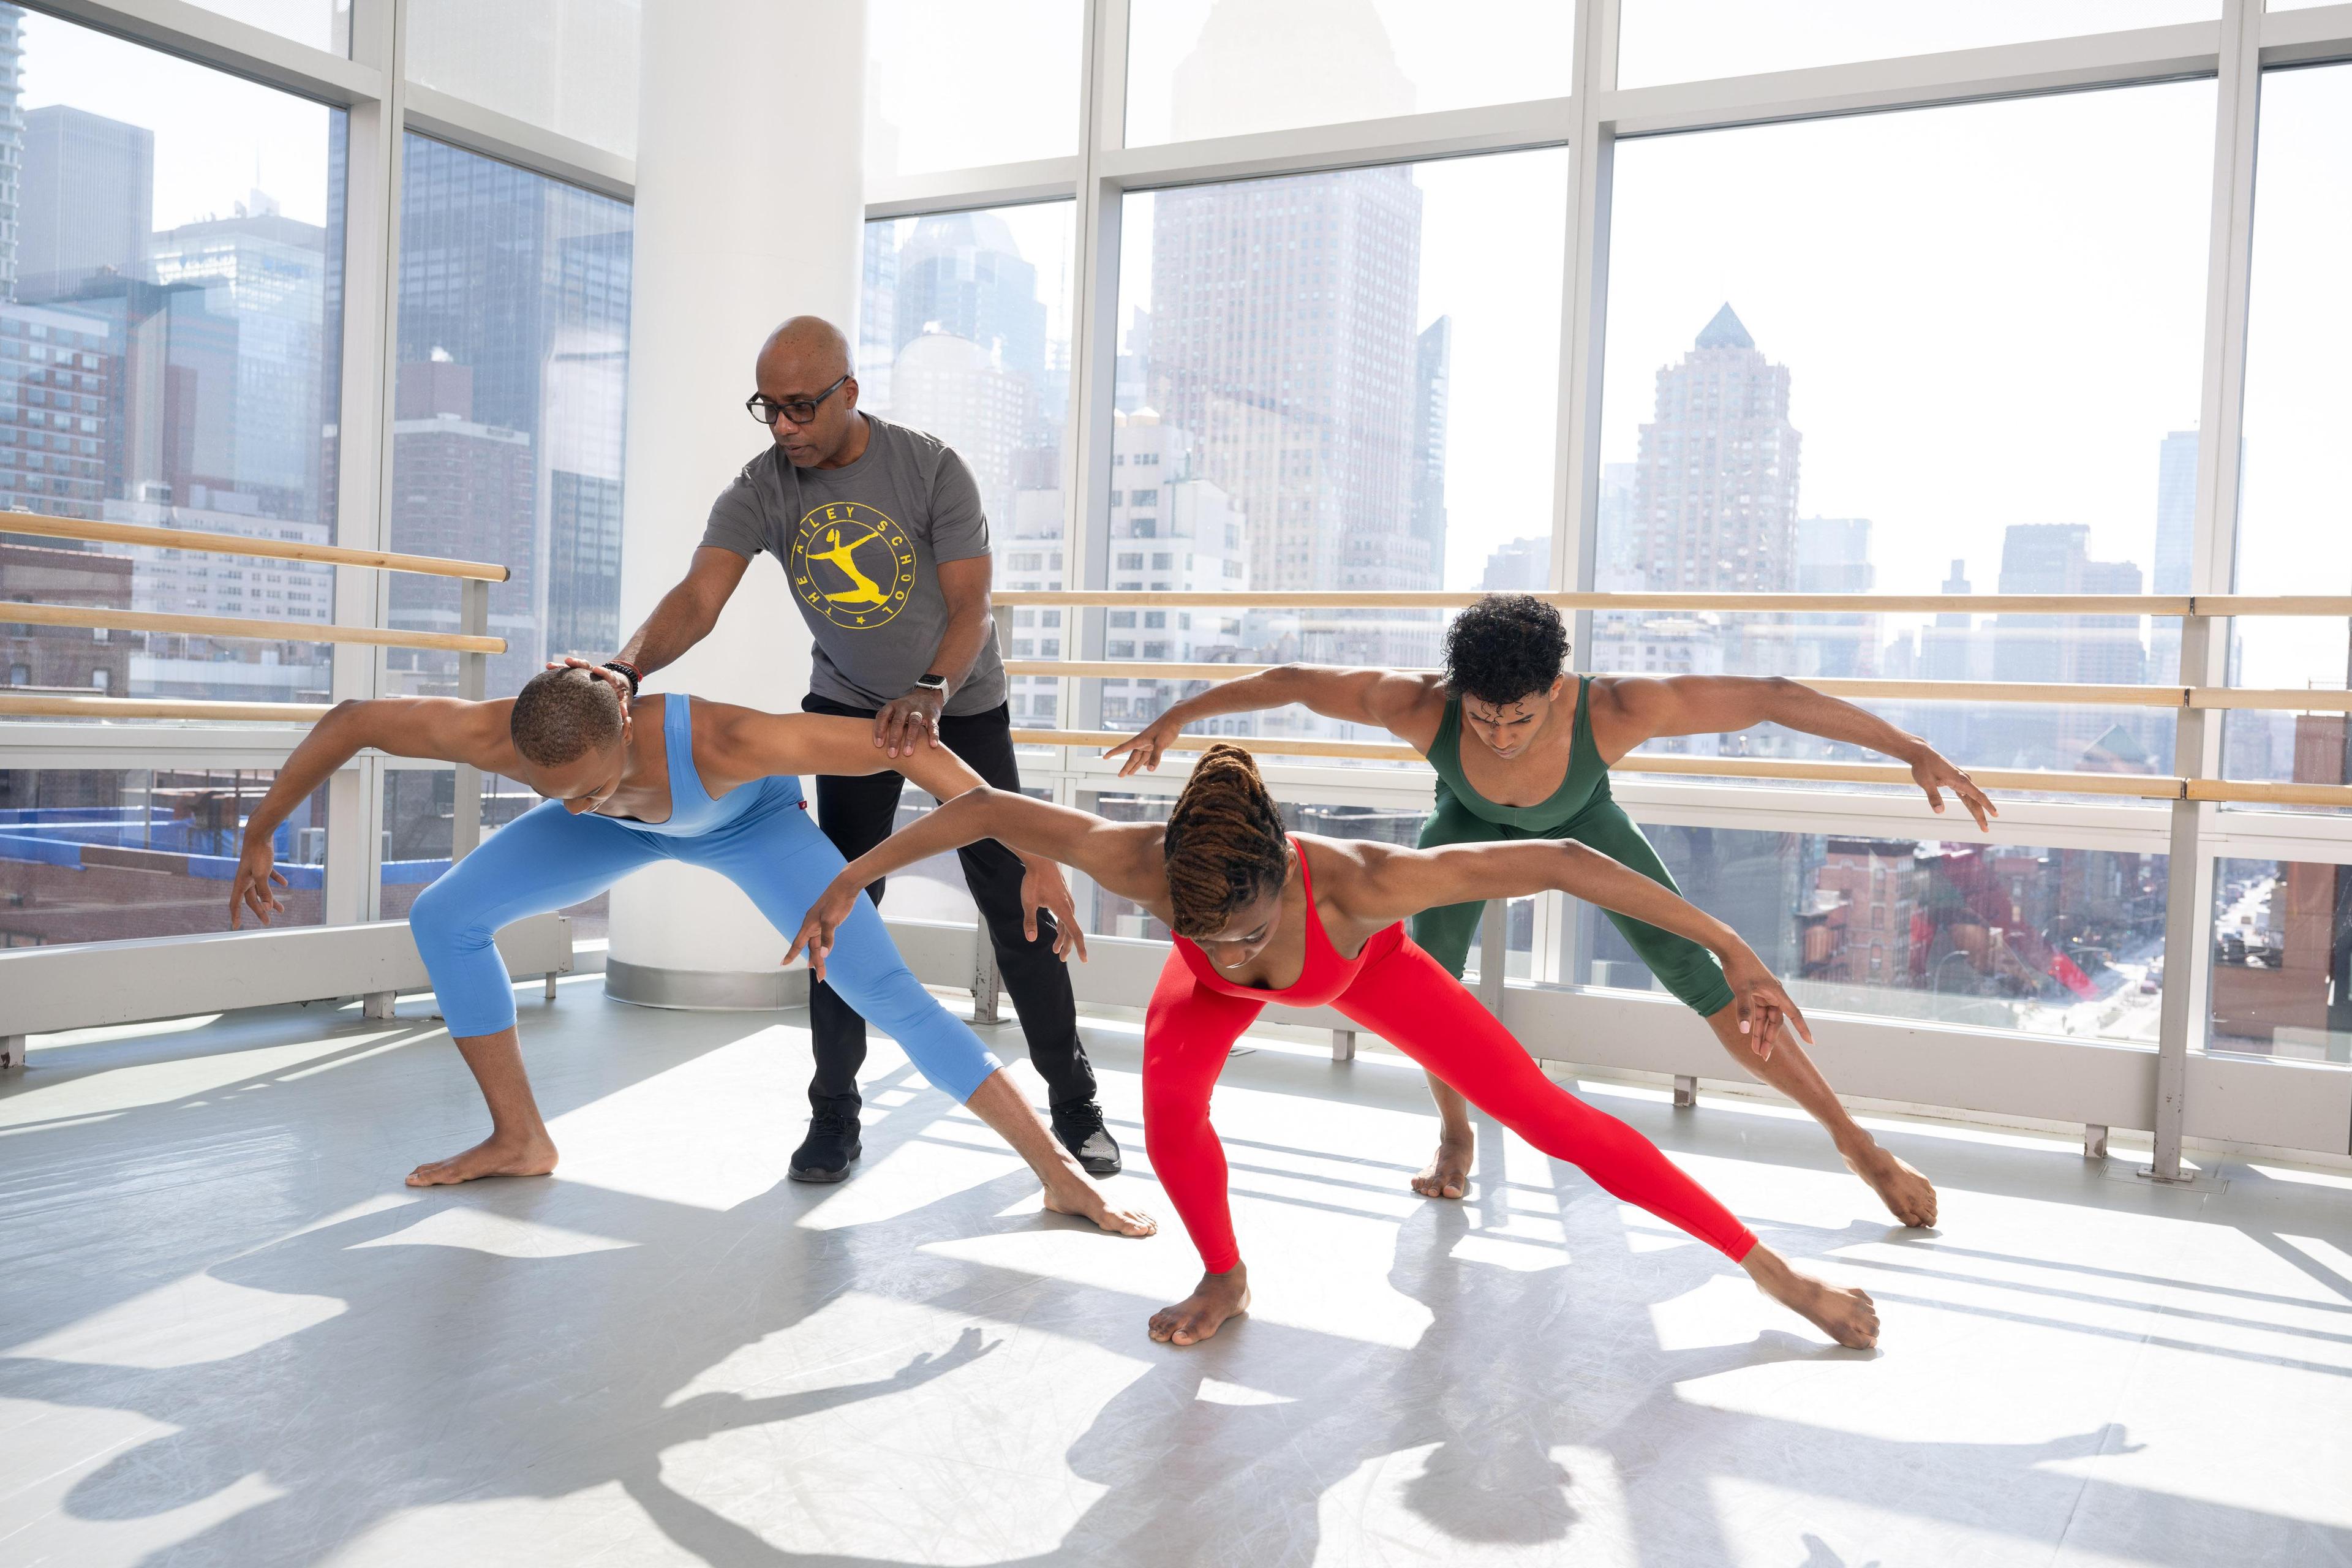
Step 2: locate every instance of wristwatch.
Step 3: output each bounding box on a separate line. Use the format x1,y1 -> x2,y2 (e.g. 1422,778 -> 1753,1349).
914,672 -> 949,696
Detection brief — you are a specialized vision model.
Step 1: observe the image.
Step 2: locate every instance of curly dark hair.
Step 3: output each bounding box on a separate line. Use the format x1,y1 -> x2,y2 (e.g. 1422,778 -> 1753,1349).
1163,743 -> 1291,939
1442,594 -> 1568,706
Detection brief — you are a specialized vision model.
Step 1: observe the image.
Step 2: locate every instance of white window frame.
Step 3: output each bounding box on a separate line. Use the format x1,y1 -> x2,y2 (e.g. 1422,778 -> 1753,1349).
867,0 -> 2352,1168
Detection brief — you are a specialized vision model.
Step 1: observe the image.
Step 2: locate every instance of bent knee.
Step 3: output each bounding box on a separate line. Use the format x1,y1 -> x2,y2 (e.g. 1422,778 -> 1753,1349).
405,880 -> 494,956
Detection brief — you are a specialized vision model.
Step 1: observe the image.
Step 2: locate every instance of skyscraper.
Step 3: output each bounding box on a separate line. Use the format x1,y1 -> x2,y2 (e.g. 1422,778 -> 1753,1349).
17,105 -> 152,303
2151,429 -> 2197,683
1994,523 -> 2152,768
391,135 -> 633,692
892,210 -> 1047,383
0,10 -> 24,301
1793,515 -> 1876,679
888,329 -> 1029,528
1411,315 -> 1450,582
1631,303 -> 1802,598
858,220 -> 897,405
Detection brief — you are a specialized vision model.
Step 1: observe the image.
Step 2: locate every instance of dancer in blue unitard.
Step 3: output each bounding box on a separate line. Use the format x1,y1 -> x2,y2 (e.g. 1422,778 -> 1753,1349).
228,665 -> 1153,1235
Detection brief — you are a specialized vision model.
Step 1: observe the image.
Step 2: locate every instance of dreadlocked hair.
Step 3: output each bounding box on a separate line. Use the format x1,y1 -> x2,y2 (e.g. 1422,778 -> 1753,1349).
1163,742 -> 1291,940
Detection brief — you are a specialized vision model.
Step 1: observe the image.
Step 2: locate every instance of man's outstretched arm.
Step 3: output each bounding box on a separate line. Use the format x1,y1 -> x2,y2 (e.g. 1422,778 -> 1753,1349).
230,698 -> 511,928
1593,675 -> 1999,831
1103,665 -> 1443,776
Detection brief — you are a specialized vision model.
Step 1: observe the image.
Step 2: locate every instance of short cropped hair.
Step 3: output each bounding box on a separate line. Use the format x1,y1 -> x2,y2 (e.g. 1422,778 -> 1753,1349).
510,666 -> 624,767
1442,594 -> 1569,707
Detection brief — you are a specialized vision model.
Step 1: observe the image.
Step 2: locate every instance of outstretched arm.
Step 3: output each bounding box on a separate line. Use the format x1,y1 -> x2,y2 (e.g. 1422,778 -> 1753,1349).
1357,837 -> 1811,1055
785,790 -> 1165,979
572,547 -> 752,711
1104,665 -> 1443,776
231,698 -> 512,929
707,708 -> 1085,954
1593,675 -> 1997,832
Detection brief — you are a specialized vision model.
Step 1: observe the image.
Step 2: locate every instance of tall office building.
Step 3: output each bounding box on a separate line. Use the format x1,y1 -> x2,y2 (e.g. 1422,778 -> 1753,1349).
391,136 -> 632,690
1482,535 -> 1547,592
858,220 -> 897,405
888,329 -> 1030,530
1145,1 -> 1438,679
1411,315 -> 1450,580
149,195 -> 333,520
0,10 -> 24,301
1631,304 -> 1803,598
17,105 -> 152,303
1994,522 -> 2152,768
1793,514 -> 1876,679
2151,429 -> 2198,684
892,210 -> 1047,384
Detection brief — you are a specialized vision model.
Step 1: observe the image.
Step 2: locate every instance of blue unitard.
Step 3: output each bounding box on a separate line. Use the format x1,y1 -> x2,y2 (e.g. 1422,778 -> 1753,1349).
405,692 -> 1002,1101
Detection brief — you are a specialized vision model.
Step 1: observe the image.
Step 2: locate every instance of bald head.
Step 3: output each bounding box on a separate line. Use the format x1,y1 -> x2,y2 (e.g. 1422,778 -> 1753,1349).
760,316 -> 851,379
753,315 -> 864,466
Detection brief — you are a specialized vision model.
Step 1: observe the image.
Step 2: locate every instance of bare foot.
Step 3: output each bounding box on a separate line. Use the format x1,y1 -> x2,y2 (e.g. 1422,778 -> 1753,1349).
1042,1169 -> 1158,1237
1411,1129 -> 1475,1200
1742,1246 -> 1879,1349
405,1131 -> 559,1187
1845,1139 -> 1937,1228
1148,1267 -> 1251,1347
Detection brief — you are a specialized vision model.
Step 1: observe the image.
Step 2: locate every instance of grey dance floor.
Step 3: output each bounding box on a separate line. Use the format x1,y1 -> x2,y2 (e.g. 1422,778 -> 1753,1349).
4,976 -> 2350,1566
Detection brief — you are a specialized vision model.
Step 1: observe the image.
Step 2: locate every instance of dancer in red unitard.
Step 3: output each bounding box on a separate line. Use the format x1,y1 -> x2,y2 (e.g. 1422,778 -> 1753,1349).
789,742 -> 1879,1352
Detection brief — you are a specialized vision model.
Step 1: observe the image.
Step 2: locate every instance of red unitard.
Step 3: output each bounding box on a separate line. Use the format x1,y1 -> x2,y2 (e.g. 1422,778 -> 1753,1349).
1143,837 -> 1760,1275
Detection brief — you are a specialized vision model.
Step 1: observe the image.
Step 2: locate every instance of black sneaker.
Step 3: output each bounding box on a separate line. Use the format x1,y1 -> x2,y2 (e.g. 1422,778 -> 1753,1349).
789,1112 -> 862,1183
1052,1101 -> 1122,1177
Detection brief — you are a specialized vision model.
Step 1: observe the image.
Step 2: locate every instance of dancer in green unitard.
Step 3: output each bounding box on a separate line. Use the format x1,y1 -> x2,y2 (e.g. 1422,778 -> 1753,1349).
1107,595 -> 1998,1227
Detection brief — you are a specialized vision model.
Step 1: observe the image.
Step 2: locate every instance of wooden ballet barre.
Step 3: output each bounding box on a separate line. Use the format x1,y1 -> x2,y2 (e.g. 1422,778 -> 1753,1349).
2,602 -> 503,655
992,589 -> 2352,616
0,693 -> 332,722
0,509 -> 510,582
1009,728 -> 2352,808
1001,662 -> 2352,715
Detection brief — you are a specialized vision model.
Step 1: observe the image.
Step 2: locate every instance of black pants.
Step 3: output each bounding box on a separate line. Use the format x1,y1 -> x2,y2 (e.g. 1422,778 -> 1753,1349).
799,693 -> 1094,1118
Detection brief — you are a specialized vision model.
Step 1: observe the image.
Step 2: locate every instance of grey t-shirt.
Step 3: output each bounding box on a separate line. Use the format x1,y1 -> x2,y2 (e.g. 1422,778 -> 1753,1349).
698,414 -> 1006,715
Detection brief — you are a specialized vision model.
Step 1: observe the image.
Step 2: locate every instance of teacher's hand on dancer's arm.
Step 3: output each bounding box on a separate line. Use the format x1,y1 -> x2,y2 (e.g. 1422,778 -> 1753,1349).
872,556 -> 997,758
1594,674 -> 2000,832
226,696 -> 510,929
1103,665 -> 1441,777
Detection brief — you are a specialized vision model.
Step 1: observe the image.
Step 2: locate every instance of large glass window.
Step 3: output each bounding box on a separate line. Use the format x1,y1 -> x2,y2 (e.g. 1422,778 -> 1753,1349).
1598,85 -> 2212,783
2227,64 -> 2352,807
384,135 -> 632,701
404,0 -> 640,159
865,1 -> 1081,179
2211,856 -> 2352,1061
0,9 -> 344,715
859,201 -> 1076,730
1124,1 -> 1572,148
0,765 -> 328,943
1105,149 -> 1566,747
1575,824 -> 2169,1042
1617,1 -> 2218,89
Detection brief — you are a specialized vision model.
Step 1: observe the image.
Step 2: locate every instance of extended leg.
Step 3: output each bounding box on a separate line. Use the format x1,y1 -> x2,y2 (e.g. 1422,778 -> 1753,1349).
1141,950 -> 1267,1346
1699,1003 -> 1936,1227
1577,797 -> 1937,1229
686,802 -> 1151,1236
1338,937 -> 1879,1348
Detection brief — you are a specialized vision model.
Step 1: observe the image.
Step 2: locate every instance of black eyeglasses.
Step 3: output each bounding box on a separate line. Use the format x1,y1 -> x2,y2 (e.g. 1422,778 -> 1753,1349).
746,372 -> 851,427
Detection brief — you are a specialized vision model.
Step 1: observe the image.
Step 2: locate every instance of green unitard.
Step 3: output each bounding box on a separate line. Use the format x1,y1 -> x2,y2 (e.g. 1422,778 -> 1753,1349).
1408,677 -> 1737,1017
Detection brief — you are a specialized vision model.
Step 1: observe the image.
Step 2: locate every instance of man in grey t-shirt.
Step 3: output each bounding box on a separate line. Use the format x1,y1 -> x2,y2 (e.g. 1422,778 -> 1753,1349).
588,317 -> 1115,1183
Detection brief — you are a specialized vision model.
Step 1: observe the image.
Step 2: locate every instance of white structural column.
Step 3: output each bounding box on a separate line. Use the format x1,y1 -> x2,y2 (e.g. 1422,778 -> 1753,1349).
606,0 -> 867,1009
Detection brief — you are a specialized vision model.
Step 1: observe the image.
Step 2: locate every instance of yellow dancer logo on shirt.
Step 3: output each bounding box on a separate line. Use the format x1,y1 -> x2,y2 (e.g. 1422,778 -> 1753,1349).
790,503 -> 916,629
